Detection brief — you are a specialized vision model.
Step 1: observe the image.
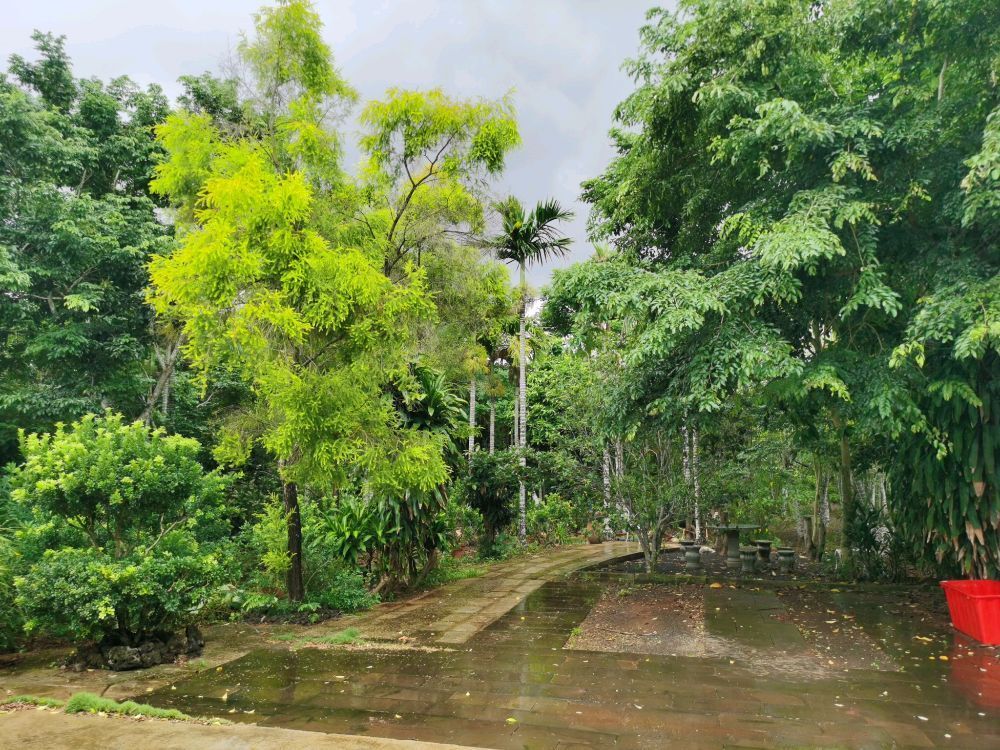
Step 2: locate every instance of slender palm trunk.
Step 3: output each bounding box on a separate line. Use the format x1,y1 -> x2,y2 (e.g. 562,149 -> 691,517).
692,425 -> 701,542
602,443 -> 612,535
468,376 -> 477,459
489,397 -> 495,454
682,423 -> 690,536
812,459 -> 829,562
518,263 -> 527,542
512,387 -> 519,445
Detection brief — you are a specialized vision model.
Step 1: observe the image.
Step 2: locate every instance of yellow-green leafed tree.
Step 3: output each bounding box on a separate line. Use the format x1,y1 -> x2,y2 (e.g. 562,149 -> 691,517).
345,88 -> 521,277
147,0 -> 447,601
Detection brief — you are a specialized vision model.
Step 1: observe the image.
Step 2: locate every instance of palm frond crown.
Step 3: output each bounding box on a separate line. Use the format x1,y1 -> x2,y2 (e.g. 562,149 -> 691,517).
489,196 -> 573,268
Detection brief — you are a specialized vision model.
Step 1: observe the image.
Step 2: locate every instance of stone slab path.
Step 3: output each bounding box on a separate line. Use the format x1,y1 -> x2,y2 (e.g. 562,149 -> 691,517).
327,542 -> 637,645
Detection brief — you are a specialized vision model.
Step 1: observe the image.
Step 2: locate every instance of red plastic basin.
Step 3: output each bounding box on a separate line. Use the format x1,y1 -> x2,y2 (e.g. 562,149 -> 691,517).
940,580 -> 1000,645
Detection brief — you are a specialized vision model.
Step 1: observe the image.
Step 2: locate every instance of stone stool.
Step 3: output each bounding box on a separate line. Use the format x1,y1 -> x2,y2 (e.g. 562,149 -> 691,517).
680,539 -> 701,571
754,539 -> 773,566
740,547 -> 757,573
777,547 -> 795,574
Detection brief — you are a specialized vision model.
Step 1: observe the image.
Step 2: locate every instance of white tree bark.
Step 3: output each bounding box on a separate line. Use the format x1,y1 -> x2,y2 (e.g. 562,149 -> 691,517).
512,388 -> 519,446
489,397 -> 495,454
602,443 -> 612,536
692,425 -> 701,542
517,264 -> 528,542
467,376 -> 477,459
141,334 -> 184,426
682,423 -> 690,483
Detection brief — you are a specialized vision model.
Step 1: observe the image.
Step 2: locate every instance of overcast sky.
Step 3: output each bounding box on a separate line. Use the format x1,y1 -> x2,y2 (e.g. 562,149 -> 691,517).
3,0 -> 666,286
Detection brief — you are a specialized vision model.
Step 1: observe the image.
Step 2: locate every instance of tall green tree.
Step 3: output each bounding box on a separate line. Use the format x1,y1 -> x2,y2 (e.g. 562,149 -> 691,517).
565,0 -> 998,575
490,197 -> 572,540
149,0 -> 442,601
150,0 -> 523,596
418,244 -> 515,459
0,33 -> 171,460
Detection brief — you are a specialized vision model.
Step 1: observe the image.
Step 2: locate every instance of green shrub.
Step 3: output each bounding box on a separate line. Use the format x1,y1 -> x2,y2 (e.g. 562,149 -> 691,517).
312,565 -> 377,612
526,493 -> 577,545
8,413 -> 231,645
242,495 -> 293,589
240,495 -> 379,612
458,450 -> 519,548
17,545 -> 225,643
478,530 -> 525,561
0,500 -> 23,651
526,449 -> 601,529
313,494 -> 389,568
441,493 -> 483,549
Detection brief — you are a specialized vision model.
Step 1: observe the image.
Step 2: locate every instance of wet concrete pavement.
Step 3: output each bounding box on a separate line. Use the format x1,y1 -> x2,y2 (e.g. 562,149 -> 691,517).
145,577 -> 1000,749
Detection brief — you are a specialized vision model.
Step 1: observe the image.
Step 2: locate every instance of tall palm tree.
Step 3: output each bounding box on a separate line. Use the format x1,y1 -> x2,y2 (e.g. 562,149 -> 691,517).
489,197 -> 573,540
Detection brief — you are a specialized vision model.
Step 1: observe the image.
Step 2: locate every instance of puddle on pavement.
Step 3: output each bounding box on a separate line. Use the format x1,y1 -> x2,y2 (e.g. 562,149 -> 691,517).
145,578 -> 1000,749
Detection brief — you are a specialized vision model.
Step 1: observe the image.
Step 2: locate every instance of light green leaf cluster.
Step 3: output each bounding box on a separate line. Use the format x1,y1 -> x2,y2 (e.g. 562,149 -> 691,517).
149,111 -> 445,495
356,88 -> 520,274
239,0 -> 356,103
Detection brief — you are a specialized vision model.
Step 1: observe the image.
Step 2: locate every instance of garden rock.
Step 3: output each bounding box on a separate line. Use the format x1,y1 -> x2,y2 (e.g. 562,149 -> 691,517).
104,645 -> 143,671
67,626 -> 206,671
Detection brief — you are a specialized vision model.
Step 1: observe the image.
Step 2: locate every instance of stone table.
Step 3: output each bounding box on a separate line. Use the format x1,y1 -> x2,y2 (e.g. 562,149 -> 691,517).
707,524 -> 761,568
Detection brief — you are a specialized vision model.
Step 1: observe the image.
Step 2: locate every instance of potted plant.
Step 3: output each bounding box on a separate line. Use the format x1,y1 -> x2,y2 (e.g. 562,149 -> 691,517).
585,521 -> 604,545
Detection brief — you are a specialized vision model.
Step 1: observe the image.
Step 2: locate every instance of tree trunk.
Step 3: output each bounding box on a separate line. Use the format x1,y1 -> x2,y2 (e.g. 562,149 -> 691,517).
467,376 -> 477,460
602,444 -> 612,505
810,460 -> 822,560
817,472 -> 829,562
692,425 -> 701,542
489,396 -> 495,454
811,459 -> 830,562
282,478 -> 305,602
682,423 -> 690,482
512,387 -> 519,446
141,334 -> 184,426
833,413 -> 855,546
517,263 -> 528,542
602,443 -> 612,535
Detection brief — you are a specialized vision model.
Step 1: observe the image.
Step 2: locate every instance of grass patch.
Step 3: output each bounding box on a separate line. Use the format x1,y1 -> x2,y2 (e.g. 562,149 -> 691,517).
319,627 -> 361,645
3,692 -> 228,725
274,626 -> 363,647
422,555 -> 488,587
64,692 -> 191,721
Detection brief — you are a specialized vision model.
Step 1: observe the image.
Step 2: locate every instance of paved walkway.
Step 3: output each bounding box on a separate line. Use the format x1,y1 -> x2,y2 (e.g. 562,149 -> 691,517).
335,543 -> 636,645
7,544 -> 995,749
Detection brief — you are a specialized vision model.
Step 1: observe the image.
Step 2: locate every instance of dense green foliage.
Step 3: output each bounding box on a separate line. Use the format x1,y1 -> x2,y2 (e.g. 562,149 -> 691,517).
9,414 -> 229,644
550,0 -> 999,577
460,450 -> 520,552
0,33 -> 171,461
